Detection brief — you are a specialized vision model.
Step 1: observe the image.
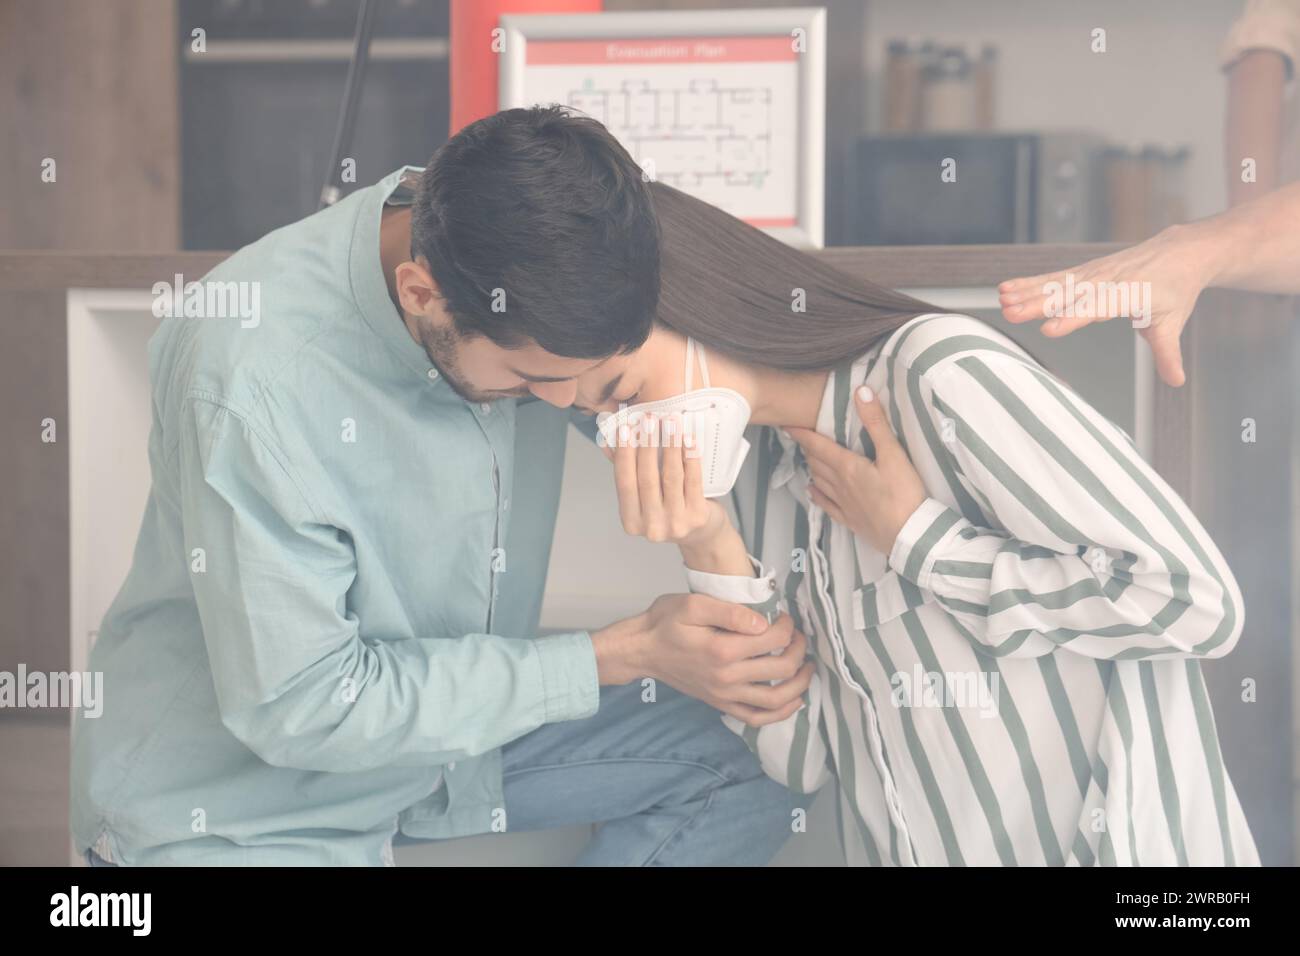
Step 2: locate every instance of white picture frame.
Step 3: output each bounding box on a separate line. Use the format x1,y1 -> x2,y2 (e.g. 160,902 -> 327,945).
499,7 -> 826,248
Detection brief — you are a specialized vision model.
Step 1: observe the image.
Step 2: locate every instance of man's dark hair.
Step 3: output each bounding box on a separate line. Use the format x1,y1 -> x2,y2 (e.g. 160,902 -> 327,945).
412,106 -> 660,359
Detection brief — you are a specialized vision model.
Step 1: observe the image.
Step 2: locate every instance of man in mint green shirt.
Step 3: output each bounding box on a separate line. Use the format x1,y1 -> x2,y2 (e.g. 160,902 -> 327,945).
71,107 -> 806,866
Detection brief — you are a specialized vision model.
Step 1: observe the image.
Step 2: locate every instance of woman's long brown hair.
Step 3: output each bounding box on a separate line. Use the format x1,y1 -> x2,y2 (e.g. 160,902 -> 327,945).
652,182 -> 939,371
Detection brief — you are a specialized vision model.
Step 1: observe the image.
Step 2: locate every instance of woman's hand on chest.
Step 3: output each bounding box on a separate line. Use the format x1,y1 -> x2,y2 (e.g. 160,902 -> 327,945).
787,386 -> 928,556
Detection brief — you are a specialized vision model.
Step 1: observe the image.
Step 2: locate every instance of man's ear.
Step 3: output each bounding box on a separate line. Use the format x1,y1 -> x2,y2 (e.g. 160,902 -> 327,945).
394,259 -> 443,321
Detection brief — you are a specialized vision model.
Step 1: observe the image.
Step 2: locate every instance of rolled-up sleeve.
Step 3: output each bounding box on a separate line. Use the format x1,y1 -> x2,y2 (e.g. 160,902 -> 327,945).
1220,0 -> 1300,76
684,557 -> 782,620
684,557 -> 832,795
177,395 -> 599,772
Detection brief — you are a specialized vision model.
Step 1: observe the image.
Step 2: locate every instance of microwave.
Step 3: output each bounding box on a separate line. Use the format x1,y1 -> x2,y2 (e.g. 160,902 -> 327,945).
846,132 -> 1106,245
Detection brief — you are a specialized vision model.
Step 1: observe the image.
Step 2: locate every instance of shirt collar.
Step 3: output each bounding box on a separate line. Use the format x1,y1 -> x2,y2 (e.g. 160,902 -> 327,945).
769,427 -> 800,492
769,346 -> 878,493
769,368 -> 837,493
349,165 -> 441,384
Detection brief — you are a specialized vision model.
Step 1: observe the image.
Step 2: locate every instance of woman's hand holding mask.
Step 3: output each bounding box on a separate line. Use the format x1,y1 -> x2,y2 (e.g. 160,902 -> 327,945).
787,387 -> 928,556
600,412 -> 813,725
603,414 -> 752,576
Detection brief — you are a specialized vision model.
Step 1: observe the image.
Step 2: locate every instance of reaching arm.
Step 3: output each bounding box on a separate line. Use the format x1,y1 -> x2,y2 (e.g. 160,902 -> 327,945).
1186,179 -> 1300,293
1225,49 -> 1288,205
1221,0 -> 1300,204
999,179 -> 1300,386
1001,0 -> 1300,384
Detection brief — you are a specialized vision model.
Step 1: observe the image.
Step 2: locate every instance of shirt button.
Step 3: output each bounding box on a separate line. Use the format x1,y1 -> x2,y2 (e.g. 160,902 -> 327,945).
479,402 -> 491,414
448,762 -> 457,771
502,497 -> 510,511
427,368 -> 439,381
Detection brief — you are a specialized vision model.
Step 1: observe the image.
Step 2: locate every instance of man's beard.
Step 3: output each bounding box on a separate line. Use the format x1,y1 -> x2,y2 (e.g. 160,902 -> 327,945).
415,320 -> 521,404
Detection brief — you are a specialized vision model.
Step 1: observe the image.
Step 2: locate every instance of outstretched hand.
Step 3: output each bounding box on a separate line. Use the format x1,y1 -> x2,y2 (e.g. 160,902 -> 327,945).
997,227 -> 1207,387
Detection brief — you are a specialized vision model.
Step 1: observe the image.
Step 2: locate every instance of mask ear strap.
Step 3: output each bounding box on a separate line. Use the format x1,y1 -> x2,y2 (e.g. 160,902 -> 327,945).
696,340 -> 711,389
684,337 -> 711,392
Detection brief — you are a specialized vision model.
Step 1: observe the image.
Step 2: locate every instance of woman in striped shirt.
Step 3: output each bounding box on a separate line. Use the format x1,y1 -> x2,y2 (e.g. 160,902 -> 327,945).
578,183 -> 1258,866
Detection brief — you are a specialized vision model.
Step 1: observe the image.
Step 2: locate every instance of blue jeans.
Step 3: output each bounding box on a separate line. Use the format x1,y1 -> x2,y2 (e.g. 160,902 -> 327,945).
506,680 -> 794,864
397,681 -> 798,865
83,683 -> 796,866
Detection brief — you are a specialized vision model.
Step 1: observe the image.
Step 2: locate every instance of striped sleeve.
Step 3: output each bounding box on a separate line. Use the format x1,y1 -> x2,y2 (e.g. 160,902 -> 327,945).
684,560 -> 833,795
887,351 -> 1244,661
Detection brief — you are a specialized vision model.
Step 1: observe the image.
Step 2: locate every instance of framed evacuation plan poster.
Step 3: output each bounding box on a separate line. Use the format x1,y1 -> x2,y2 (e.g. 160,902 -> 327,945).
499,8 -> 826,248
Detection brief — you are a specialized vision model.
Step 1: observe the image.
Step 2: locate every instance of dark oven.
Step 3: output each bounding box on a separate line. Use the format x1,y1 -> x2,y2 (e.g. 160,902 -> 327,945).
179,0 -> 450,250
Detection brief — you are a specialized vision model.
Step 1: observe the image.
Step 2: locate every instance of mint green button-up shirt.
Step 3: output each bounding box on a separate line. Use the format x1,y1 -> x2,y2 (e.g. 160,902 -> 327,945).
71,168 -> 600,866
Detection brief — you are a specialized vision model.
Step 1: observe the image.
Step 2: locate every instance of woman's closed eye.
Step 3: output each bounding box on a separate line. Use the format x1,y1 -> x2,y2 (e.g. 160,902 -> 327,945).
575,391 -> 639,418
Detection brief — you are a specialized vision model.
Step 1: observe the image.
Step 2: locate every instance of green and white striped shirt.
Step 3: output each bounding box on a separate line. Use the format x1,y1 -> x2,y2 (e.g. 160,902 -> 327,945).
685,313 -> 1258,866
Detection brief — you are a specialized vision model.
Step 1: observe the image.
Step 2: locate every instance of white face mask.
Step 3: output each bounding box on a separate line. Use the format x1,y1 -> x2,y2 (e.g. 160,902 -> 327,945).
597,337 -> 752,498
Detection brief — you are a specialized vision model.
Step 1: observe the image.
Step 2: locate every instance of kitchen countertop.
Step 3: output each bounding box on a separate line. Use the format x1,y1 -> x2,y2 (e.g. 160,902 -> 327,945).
0,245 -> 1126,293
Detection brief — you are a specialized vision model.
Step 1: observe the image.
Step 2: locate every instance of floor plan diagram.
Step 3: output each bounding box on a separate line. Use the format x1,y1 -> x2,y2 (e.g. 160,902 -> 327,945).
519,37 -> 800,225
566,77 -> 773,192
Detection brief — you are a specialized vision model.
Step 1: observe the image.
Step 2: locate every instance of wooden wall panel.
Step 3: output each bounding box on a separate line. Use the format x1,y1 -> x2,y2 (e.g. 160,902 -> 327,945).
0,1 -> 179,679
1187,291 -> 1297,865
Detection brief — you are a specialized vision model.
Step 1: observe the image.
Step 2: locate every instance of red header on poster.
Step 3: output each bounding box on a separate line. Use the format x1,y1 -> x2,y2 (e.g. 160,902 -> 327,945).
526,36 -> 797,66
